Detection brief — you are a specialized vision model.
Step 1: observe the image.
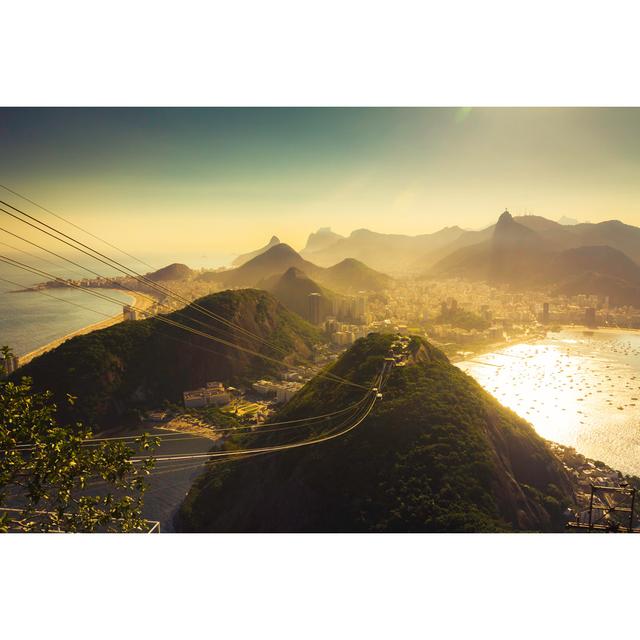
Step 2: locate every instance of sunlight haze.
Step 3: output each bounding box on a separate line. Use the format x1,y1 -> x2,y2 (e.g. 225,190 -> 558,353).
2,107 -> 640,258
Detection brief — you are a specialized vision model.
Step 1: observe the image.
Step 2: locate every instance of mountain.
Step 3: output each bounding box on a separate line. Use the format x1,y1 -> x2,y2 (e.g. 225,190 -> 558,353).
176,333 -> 573,532
300,226 -> 465,274
414,225 -> 495,270
263,267 -> 336,322
199,243 -> 322,288
553,272 -> 640,306
15,289 -> 323,427
146,263 -> 194,282
558,216 -> 579,226
318,258 -> 393,293
301,227 -> 344,255
487,210 -> 549,283
424,215 -> 640,272
567,220 -> 640,265
548,245 -> 640,283
548,246 -> 640,306
231,235 -> 281,267
428,211 -> 640,304
199,243 -> 393,296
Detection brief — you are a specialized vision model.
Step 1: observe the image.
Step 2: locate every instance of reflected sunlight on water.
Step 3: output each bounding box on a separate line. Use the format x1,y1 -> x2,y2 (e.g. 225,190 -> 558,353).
457,329 -> 640,476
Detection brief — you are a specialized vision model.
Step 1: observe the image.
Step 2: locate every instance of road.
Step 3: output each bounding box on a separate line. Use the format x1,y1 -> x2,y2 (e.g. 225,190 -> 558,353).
93,424 -> 217,532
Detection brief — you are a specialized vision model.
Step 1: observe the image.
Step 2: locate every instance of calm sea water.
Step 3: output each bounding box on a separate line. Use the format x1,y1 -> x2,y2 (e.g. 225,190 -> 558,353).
0,249 -> 233,357
458,329 -> 640,476
0,287 -> 135,357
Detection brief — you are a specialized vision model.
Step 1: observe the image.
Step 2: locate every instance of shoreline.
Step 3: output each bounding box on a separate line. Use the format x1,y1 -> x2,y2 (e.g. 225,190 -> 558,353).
449,324 -> 634,365
448,333 -> 544,364
18,290 -> 154,367
456,324 -> 640,477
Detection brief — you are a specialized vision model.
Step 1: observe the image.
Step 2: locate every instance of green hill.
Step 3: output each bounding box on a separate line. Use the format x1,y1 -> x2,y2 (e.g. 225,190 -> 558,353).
15,289 -> 323,427
199,244 -> 392,295
317,258 -> 393,293
176,333 -> 573,532
263,267 -> 337,322
146,262 -> 194,282
199,244 -> 322,287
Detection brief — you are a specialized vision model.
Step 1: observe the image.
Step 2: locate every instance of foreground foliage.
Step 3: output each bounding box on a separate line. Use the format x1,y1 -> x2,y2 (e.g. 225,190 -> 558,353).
1,351 -> 156,532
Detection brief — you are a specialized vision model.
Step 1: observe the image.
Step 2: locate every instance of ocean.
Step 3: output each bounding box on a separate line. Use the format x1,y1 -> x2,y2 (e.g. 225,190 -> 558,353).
457,329 -> 640,477
0,286 -> 135,357
0,249 -> 234,358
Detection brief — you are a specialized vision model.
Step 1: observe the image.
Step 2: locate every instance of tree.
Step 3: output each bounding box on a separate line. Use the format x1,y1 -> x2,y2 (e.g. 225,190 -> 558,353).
0,347 -> 158,533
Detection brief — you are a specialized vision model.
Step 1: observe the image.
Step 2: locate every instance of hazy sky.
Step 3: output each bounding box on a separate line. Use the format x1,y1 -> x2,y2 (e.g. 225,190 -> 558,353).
1,108 -> 640,259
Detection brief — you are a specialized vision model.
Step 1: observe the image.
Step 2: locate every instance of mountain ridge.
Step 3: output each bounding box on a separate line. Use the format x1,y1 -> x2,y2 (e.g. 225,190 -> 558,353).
231,235 -> 281,267
262,266 -> 338,322
200,243 -> 392,295
427,211 -> 640,305
176,333 -> 574,532
15,289 -> 323,427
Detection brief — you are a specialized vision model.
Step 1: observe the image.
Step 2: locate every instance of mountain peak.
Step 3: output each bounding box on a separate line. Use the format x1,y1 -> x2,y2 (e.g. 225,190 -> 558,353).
176,333 -> 573,533
264,243 -> 299,258
334,257 -> 361,267
301,228 -> 344,255
281,265 -> 306,279
232,235 -> 283,267
493,208 -> 541,249
146,263 -> 193,282
497,209 -> 513,225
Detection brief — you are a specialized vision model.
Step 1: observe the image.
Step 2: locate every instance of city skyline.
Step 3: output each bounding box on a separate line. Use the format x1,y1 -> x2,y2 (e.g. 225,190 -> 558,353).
2,108 -> 640,255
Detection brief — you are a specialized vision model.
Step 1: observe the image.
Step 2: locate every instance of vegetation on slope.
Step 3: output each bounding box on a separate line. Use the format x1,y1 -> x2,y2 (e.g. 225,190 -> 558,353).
176,334 -> 573,533
198,243 -> 393,295
15,289 -> 323,428
317,258 -> 393,293
434,307 -> 490,331
263,266 -> 338,322
1,359 -> 156,532
146,262 -> 194,282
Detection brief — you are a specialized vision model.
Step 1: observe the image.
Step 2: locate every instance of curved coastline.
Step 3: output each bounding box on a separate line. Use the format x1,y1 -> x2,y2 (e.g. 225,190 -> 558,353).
18,291 -> 153,367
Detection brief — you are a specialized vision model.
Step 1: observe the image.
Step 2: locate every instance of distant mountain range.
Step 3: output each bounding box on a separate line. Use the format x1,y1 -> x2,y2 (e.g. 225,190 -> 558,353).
150,211 -> 640,309
428,210 -> 640,305
231,235 -> 281,267
300,226 -> 465,273
176,333 -> 573,532
302,227 -> 344,255
295,215 -> 640,278
262,267 -> 337,322
200,243 -> 392,295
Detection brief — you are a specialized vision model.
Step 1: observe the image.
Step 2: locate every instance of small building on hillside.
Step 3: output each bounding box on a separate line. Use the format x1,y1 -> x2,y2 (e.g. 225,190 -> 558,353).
183,381 -> 231,408
251,379 -> 303,404
123,305 -> 138,321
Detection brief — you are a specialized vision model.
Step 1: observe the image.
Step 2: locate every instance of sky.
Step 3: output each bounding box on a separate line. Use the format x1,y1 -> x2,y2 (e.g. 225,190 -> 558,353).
1,107 -> 640,263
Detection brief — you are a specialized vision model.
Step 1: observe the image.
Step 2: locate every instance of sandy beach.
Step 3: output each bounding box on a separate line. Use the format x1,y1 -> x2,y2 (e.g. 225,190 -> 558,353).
18,291 -> 155,367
